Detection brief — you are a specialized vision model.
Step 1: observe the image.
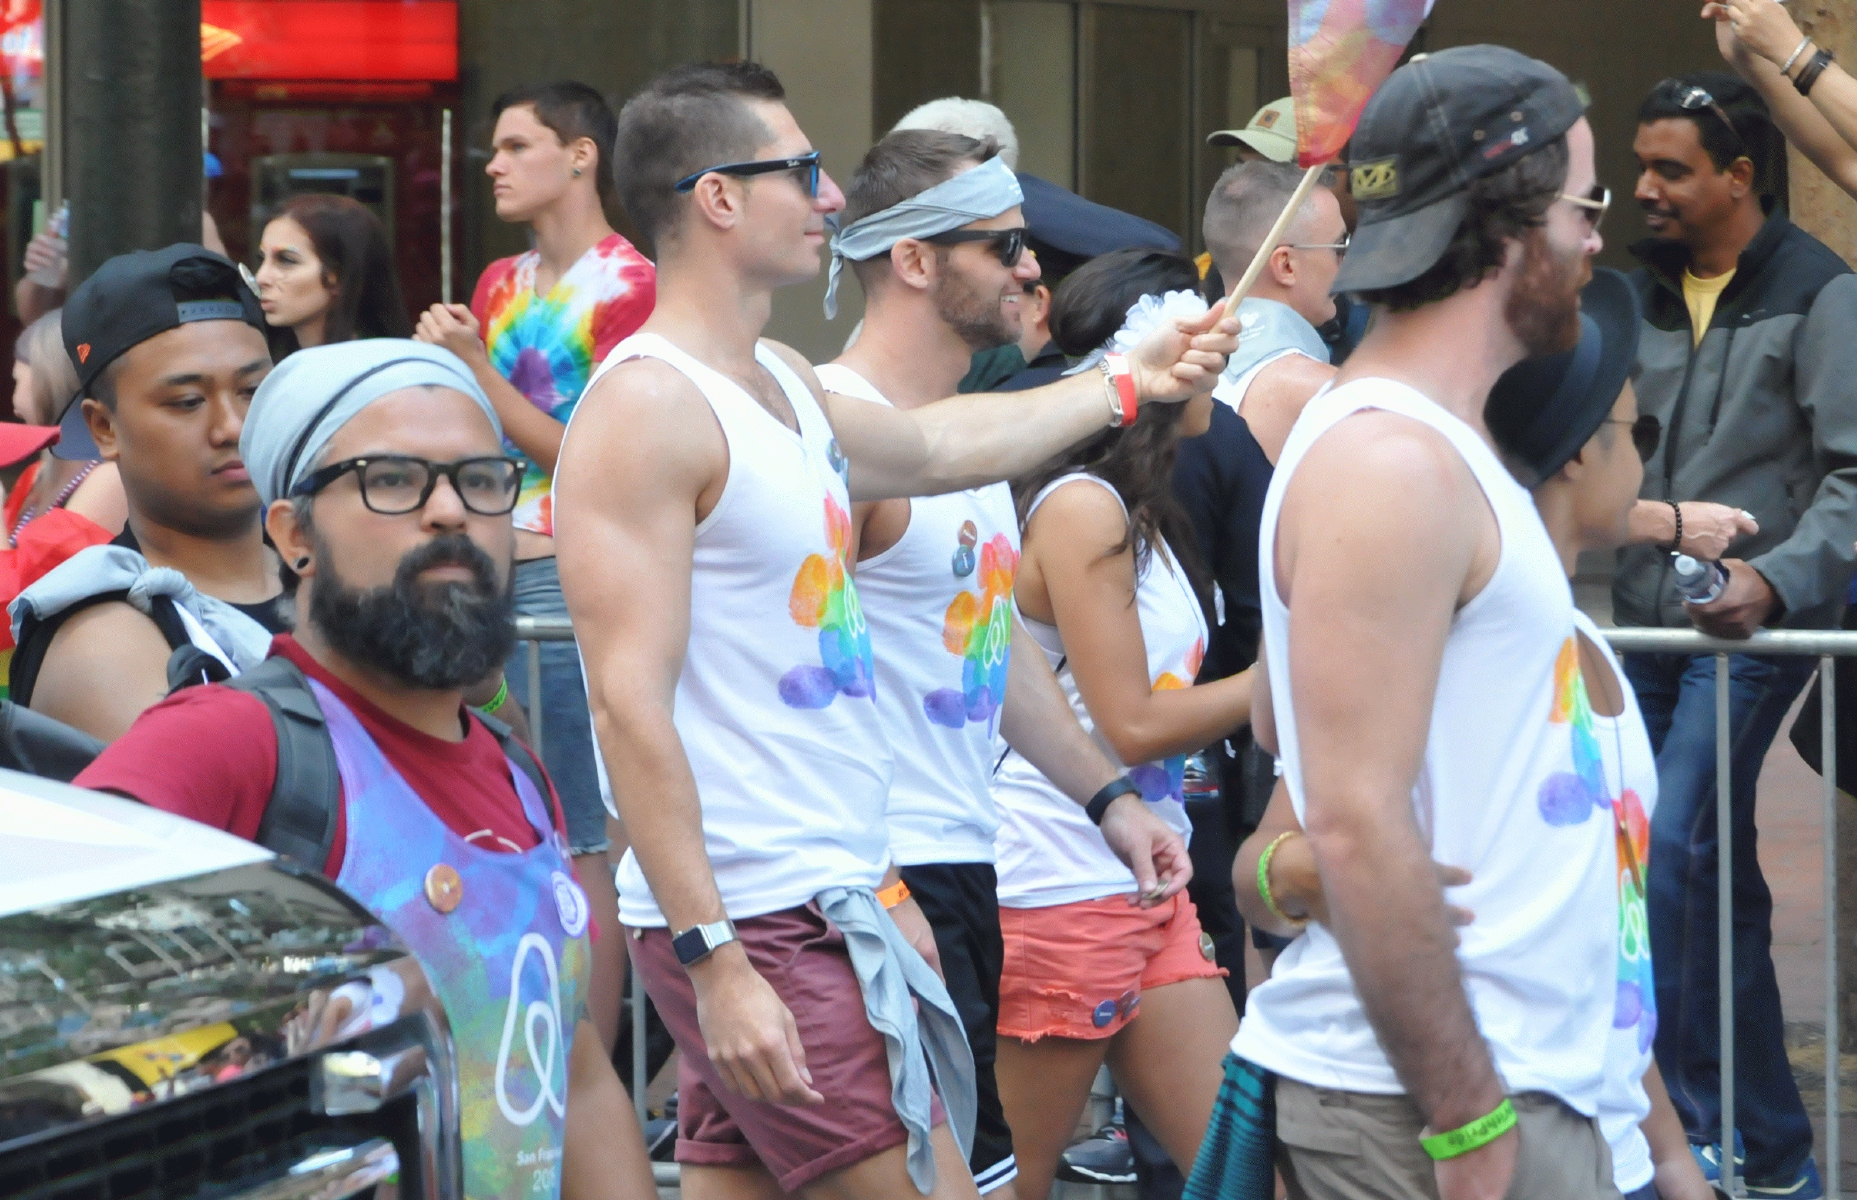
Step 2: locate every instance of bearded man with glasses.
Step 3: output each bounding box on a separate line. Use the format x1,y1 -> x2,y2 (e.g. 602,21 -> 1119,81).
1618,71 -> 1857,1200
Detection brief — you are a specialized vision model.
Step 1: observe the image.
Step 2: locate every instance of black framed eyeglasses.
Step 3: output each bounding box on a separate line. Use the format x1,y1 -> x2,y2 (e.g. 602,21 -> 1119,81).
673,151 -> 822,198
921,226 -> 1026,268
291,454 -> 529,516
1605,413 -> 1662,463
1667,81 -> 1748,162
1559,184 -> 1611,231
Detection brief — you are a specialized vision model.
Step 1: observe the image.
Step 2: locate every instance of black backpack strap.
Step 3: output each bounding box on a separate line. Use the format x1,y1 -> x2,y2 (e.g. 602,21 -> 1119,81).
227,656 -> 341,871
475,709 -> 564,841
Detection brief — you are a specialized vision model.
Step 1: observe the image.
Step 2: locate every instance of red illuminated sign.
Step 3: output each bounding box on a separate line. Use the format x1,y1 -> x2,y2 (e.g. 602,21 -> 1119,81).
200,1 -> 457,82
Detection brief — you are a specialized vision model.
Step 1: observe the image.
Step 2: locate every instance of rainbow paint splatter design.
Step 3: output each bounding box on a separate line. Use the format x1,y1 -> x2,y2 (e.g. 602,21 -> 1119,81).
1127,639 -> 1205,802
925,530 -> 1018,730
1539,636 -> 1656,1045
780,495 -> 875,708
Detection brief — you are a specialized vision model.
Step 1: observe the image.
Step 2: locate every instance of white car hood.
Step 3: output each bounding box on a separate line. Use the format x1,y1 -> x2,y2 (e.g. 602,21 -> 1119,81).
0,768 -> 271,916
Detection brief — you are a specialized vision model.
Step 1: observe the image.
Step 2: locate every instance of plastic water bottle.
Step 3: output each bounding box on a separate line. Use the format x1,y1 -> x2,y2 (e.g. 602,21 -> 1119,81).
1672,554 -> 1727,605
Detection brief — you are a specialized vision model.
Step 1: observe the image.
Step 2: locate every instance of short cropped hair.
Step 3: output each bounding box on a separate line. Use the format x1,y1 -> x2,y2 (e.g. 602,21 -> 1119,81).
493,81 -> 620,204
613,62 -> 786,249
1353,136 -> 1569,313
1638,72 -> 1783,197
1202,160 -> 1324,283
890,97 -> 1020,170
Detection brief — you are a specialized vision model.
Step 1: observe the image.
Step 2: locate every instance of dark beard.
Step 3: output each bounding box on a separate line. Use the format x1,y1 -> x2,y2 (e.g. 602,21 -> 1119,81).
934,263 -> 1016,352
310,532 -> 515,689
1503,227 -> 1584,357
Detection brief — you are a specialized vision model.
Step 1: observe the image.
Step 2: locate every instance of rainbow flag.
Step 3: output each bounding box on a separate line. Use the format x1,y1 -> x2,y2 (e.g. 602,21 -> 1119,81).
1290,0 -> 1435,167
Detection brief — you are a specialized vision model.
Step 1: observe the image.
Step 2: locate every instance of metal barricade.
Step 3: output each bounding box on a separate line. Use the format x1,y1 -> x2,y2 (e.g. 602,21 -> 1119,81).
1602,627 -> 1850,1199
509,615 -> 651,1126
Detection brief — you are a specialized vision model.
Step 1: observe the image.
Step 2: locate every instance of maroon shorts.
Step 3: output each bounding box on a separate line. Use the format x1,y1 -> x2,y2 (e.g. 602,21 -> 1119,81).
627,903 -> 946,1192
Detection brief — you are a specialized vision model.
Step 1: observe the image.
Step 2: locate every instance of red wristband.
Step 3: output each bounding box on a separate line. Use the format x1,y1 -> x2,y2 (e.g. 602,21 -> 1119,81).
1104,353 -> 1138,427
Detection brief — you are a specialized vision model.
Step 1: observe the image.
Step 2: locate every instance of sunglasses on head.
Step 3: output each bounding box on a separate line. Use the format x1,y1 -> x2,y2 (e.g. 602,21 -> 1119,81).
1603,413 -> 1662,463
674,151 -> 822,198
921,225 -> 1026,268
1666,81 -> 1749,162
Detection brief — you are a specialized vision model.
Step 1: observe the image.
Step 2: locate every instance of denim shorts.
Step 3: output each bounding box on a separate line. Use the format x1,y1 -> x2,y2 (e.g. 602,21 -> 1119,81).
506,556 -> 609,857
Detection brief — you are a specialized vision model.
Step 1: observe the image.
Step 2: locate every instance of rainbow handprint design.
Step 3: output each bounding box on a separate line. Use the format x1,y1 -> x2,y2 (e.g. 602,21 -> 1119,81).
1537,638 -> 1608,826
1613,787 -> 1656,1049
780,495 -> 875,708
925,531 -> 1019,730
1127,639 -> 1205,803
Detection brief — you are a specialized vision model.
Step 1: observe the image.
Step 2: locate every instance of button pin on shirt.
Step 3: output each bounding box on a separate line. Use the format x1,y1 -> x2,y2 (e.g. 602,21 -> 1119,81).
953,520 -> 978,577
425,863 -> 464,913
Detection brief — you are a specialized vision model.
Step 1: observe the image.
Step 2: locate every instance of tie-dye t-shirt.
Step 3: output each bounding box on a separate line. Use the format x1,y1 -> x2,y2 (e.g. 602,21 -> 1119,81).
471,233 -> 655,536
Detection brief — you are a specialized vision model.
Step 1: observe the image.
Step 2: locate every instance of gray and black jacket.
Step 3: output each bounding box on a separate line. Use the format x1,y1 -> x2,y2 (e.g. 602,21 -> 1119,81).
1618,213 -> 1857,631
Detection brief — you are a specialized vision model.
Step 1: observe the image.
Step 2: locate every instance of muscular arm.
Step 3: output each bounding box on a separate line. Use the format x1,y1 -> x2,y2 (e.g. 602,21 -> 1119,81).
768,303 -> 1238,502
1025,481 -> 1251,766
1240,354 -> 1336,465
554,359 -> 822,1107
1276,413 -> 1504,1133
31,602 -> 177,742
998,616 -> 1194,901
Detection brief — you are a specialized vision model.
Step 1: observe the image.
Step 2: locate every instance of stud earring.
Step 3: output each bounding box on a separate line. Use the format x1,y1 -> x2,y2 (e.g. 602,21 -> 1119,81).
572,167 -> 582,177
294,556 -> 311,571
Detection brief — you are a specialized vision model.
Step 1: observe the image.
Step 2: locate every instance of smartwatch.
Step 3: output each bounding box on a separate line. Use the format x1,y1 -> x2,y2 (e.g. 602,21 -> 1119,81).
672,918 -> 738,967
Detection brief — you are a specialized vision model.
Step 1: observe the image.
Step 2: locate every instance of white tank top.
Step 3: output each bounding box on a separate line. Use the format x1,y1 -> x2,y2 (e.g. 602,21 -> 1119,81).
991,473 -> 1207,908
1573,609 -> 1659,1194
574,333 -> 892,926
815,364 -> 1019,866
1231,379 -> 1616,1114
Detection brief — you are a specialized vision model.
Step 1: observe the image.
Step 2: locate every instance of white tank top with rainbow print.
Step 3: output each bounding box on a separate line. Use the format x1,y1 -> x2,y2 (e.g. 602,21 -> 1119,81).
991,473 -> 1206,909
576,333 -> 892,927
815,363 -> 1019,867
1231,378 -> 1617,1114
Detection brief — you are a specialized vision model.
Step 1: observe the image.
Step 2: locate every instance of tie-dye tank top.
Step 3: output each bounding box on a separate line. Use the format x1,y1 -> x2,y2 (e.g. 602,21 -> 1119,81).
1233,378 -> 1616,1113
990,473 -> 1206,908
471,233 -> 654,536
814,363 -> 1018,867
574,333 -> 891,927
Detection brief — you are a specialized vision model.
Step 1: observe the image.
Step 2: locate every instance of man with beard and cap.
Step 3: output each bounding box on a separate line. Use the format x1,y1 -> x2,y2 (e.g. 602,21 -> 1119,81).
1211,47 -> 1616,1200
818,128 -> 1177,1200
7,244 -> 283,741
557,61 -> 1233,1200
73,339 -> 655,1200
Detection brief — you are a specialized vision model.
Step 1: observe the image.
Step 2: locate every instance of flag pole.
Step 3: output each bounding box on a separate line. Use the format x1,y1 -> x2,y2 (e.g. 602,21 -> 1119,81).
1227,163 -> 1330,303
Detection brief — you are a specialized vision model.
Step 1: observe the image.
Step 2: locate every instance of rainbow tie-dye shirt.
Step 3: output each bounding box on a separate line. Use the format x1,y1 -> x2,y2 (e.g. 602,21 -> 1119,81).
471,233 -> 655,536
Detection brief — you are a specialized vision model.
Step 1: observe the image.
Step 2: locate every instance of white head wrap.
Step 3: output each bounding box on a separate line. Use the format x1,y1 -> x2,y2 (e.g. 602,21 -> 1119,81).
241,338 -> 500,507
823,155 -> 1024,319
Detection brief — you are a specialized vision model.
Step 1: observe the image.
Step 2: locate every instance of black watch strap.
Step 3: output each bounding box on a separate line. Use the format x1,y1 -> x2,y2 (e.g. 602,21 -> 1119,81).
1086,776 -> 1141,825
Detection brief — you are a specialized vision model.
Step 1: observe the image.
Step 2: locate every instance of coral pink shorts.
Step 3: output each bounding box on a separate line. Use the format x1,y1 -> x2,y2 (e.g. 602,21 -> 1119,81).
996,892 -> 1225,1042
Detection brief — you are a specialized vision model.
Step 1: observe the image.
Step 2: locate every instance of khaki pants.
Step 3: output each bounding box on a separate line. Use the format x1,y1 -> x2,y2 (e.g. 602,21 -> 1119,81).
1275,1078 -> 1621,1200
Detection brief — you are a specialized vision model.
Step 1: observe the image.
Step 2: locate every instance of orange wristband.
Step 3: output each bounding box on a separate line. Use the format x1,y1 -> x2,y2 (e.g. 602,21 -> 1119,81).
876,880 -> 912,909
1103,353 -> 1138,427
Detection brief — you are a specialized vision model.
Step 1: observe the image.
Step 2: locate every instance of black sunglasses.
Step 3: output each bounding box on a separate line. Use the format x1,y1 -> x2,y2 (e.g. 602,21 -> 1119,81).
1604,413 -> 1662,463
673,151 -> 822,198
292,454 -> 529,517
921,226 -> 1026,268
1667,82 -> 1748,162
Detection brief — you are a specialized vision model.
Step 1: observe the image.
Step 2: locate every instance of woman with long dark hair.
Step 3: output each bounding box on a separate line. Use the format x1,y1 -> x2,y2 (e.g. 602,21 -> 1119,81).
991,249 -> 1250,1199
254,193 -> 411,351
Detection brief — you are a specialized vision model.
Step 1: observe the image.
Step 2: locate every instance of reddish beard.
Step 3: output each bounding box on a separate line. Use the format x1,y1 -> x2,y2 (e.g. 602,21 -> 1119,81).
1503,226 -> 1585,357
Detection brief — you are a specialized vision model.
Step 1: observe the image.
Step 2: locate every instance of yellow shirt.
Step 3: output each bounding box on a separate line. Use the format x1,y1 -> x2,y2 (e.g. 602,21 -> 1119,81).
1683,268 -> 1735,346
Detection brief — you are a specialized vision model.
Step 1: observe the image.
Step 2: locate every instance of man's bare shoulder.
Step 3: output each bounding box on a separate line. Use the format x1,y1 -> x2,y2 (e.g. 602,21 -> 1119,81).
563,351 -> 723,484
1294,407 -> 1477,495
1255,352 -> 1337,401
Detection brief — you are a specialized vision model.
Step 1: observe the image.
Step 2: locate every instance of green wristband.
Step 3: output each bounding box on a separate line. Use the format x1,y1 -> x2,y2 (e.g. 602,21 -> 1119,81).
1256,831 -> 1307,928
1420,1098 -> 1516,1161
475,677 -> 510,717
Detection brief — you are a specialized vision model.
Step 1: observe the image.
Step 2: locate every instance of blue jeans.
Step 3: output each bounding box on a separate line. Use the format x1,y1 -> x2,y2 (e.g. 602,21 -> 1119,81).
1623,651 -> 1814,1182
507,556 -> 609,856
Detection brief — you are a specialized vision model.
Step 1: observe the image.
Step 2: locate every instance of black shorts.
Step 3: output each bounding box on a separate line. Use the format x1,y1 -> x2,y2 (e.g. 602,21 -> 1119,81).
899,860 -> 1016,1193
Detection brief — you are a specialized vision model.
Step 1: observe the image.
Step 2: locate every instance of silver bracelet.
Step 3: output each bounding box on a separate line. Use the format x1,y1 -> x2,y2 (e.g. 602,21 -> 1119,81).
1783,35 -> 1814,76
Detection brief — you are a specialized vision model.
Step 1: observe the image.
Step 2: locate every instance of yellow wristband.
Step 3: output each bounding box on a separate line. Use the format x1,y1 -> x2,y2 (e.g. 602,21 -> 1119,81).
1257,831 -> 1308,929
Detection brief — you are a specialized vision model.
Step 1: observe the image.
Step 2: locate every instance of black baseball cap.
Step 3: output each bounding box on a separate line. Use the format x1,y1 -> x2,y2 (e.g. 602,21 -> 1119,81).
55,243 -> 266,460
1335,45 -> 1585,294
1485,267 -> 1641,484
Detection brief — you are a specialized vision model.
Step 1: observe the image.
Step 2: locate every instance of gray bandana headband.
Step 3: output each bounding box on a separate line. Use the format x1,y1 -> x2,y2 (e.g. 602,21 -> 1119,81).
823,156 -> 1024,319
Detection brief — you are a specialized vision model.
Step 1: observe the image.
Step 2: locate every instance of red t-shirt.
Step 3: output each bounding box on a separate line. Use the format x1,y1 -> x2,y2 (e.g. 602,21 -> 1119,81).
76,636 -> 569,879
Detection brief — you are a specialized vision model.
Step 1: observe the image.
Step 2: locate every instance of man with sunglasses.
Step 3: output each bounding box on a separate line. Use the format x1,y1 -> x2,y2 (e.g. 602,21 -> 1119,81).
1621,72 -> 1857,1200
74,339 -> 655,1200
556,61 -> 1233,1200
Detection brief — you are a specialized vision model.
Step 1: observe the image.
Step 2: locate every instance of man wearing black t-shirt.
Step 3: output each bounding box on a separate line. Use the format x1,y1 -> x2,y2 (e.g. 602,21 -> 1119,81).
8,244 -> 289,741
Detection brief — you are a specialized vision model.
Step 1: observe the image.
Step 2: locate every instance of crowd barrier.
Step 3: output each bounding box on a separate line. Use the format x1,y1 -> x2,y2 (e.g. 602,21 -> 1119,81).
510,616 -> 1854,1189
